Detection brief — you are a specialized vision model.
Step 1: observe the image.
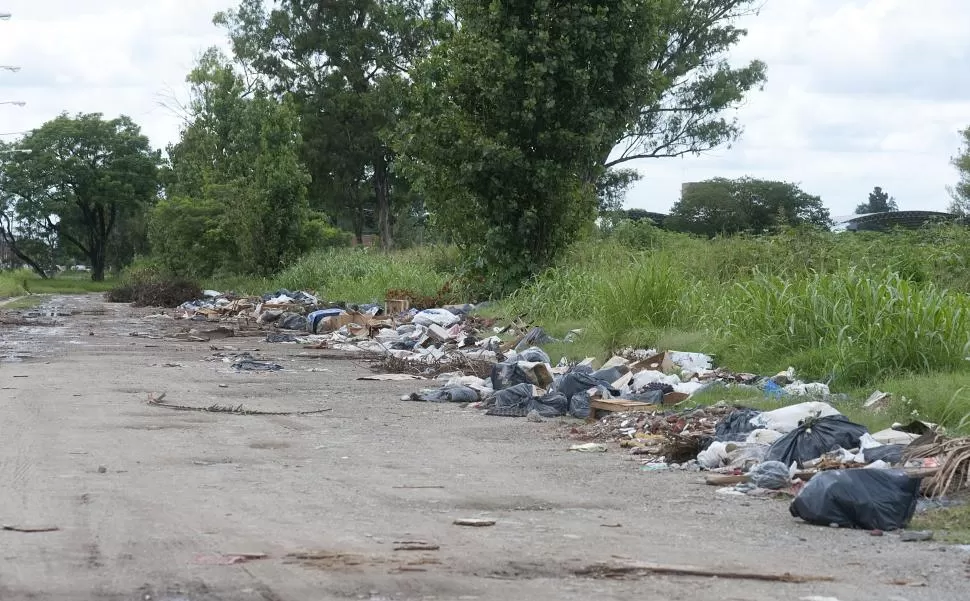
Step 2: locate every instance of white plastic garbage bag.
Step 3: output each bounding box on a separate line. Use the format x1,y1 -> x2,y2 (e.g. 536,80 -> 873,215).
746,428 -> 783,445
412,308 -> 461,327
749,401 -> 842,433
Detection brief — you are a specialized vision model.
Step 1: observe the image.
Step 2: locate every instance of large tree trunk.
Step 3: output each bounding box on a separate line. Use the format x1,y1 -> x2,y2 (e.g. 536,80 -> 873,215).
90,240 -> 106,282
374,152 -> 392,251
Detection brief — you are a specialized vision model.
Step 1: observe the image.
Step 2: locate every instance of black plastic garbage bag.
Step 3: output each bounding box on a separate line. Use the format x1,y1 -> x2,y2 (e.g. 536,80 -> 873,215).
490,362 -> 533,391
531,392 -> 569,417
765,415 -> 868,466
627,389 -> 663,404
715,408 -> 762,442
410,386 -> 479,403
558,371 -> 618,401
569,392 -> 591,419
487,383 -> 537,417
748,461 -> 791,490
278,312 -> 308,331
789,469 -> 921,531
517,346 -> 552,364
864,444 -> 906,465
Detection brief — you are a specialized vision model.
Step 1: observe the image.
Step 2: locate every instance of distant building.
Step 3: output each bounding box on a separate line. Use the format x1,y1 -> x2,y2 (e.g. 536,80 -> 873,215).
831,211 -> 960,232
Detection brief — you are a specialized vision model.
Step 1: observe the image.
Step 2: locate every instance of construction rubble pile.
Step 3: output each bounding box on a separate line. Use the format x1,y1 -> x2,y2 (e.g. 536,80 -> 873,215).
162,289 -> 970,533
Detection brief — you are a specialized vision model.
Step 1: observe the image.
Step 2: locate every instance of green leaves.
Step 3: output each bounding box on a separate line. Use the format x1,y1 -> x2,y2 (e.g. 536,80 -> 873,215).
667,177 -> 831,237
0,113 -> 161,280
397,0 -> 666,292
162,51 -> 315,277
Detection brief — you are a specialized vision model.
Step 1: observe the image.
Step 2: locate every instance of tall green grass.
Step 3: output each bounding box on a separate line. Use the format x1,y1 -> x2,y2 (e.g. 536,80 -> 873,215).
711,268 -> 970,386
270,246 -> 457,303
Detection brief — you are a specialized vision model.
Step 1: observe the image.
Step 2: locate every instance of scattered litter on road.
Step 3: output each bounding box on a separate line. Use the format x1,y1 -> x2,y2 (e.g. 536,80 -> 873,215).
3,525 -> 60,533
392,485 -> 445,489
393,541 -> 440,551
570,443 -> 608,453
232,359 -> 283,372
899,530 -> 935,542
146,392 -> 331,416
357,374 -> 424,381
97,465 -> 107,474
575,561 -> 834,583
453,519 -> 496,527
193,552 -> 268,565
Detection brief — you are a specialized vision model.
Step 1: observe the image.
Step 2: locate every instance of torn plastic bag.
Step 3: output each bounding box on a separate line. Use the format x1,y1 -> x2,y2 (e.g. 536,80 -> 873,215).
714,408 -> 762,442
864,444 -> 906,465
748,461 -> 792,490
789,469 -> 921,531
490,361 -> 533,391
409,386 -> 479,403
517,346 -> 551,364
515,327 -> 556,352
765,415 -> 868,467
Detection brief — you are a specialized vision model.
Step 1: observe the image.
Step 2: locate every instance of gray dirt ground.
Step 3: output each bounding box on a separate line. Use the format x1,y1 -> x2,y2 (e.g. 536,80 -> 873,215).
1,294 -> 968,601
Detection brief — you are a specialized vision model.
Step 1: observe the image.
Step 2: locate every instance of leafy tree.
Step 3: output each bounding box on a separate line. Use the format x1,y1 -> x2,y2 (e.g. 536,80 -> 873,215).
855,186 -> 898,214
0,113 -> 161,280
597,169 -> 643,215
666,177 -> 830,237
948,126 -> 970,215
161,49 -> 319,276
397,1 -> 668,291
215,0 -> 448,249
605,0 -> 767,169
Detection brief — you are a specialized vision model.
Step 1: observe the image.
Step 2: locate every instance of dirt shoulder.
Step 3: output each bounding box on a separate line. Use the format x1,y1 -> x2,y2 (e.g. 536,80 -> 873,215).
0,294 -> 967,601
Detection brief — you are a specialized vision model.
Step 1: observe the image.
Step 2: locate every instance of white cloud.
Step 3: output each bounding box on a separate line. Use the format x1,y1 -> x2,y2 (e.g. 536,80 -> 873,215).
0,0 -> 234,146
1,0 -> 968,216
628,0 -> 970,215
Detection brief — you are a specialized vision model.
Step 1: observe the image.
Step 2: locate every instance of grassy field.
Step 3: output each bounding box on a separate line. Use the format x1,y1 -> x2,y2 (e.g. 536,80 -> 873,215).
0,269 -> 116,298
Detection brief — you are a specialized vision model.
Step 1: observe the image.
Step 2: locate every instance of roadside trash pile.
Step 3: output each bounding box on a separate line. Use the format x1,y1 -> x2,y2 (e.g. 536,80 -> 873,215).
170,289 -> 508,363
574,398 -> 968,532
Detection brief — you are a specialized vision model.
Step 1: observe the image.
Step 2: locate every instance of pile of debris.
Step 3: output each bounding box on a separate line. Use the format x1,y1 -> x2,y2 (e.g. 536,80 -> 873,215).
573,398 -> 967,532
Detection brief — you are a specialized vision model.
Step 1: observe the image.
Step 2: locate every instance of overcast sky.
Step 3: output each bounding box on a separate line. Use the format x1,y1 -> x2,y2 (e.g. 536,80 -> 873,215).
1,0 -> 968,216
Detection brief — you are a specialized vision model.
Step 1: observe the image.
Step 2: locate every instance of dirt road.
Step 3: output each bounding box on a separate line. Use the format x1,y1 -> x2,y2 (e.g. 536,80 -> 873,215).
1,295 -> 967,601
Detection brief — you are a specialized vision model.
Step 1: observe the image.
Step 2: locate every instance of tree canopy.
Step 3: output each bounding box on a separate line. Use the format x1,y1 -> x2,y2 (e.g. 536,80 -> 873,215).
214,0 -> 448,250
855,186 -> 898,214
666,177 -> 830,237
0,113 -> 161,280
158,48 -> 335,277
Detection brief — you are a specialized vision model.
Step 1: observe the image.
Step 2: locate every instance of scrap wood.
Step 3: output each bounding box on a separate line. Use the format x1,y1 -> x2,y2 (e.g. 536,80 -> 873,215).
357,373 -> 424,381
146,392 -> 332,416
575,561 -> 834,583
453,519 -> 496,527
3,525 -> 60,533
704,466 -> 941,487
393,541 -> 440,551
905,436 -> 970,498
